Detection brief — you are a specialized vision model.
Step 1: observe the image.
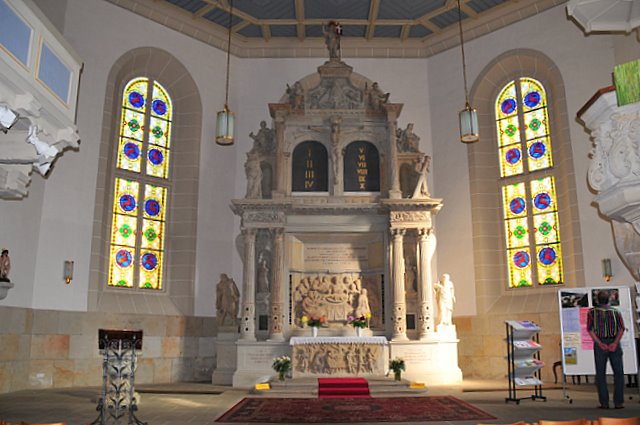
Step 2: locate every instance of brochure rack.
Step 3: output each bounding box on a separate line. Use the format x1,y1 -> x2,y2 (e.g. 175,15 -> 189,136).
505,320 -> 546,404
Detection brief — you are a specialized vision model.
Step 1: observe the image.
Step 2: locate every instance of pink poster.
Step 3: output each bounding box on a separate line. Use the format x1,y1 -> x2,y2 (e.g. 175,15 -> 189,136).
579,307 -> 593,350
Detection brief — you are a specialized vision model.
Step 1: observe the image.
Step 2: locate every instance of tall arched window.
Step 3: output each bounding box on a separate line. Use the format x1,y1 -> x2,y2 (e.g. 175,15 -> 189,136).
496,78 -> 563,288
108,77 -> 172,290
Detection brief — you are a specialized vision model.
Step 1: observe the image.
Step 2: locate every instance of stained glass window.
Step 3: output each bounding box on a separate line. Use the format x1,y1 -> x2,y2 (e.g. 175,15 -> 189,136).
497,78 -> 563,288
108,77 -> 172,290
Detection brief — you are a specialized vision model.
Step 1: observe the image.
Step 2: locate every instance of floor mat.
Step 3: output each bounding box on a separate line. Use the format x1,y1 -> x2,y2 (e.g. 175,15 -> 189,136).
318,377 -> 370,398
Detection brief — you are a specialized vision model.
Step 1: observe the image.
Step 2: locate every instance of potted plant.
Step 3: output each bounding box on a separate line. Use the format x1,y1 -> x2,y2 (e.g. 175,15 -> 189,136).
301,315 -> 327,337
389,357 -> 406,381
272,355 -> 292,382
347,313 -> 370,336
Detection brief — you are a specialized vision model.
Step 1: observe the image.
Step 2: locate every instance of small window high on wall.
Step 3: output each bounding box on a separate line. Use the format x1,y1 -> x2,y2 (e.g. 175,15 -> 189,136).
108,77 -> 172,290
496,78 -> 563,288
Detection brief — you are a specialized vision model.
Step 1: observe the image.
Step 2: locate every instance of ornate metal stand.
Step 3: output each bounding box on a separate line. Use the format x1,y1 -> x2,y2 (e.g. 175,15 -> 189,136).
91,329 -> 146,425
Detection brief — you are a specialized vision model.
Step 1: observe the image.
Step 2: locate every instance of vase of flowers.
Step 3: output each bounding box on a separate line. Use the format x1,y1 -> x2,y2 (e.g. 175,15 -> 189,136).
389,357 -> 406,381
272,355 -> 291,382
301,315 -> 326,337
347,313 -> 370,336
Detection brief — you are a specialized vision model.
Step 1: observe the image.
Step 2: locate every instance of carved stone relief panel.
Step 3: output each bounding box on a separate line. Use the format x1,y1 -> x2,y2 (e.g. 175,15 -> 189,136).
293,343 -> 382,375
291,272 -> 383,329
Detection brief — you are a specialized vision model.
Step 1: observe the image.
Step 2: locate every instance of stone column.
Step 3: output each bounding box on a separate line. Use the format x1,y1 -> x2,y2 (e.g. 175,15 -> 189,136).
387,115 -> 401,199
273,115 -> 286,198
417,228 -> 436,339
269,228 -> 286,341
240,228 -> 257,341
391,228 -> 408,340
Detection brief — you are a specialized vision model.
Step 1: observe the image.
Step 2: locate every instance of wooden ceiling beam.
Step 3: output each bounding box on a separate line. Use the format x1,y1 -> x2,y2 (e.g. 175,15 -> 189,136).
365,0 -> 380,40
262,24 -> 271,41
295,0 -> 305,41
400,24 -> 411,41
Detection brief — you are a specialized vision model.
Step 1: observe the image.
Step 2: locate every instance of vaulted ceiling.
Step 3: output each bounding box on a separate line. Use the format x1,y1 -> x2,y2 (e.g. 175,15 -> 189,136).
108,0 -> 567,58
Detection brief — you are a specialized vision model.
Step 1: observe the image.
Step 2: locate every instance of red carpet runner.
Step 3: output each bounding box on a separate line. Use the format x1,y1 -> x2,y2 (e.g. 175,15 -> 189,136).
318,377 -> 370,398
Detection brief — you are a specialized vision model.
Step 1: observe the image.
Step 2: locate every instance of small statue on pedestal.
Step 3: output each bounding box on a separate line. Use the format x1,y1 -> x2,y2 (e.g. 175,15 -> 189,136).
216,273 -> 240,328
435,273 -> 456,329
0,249 -> 10,282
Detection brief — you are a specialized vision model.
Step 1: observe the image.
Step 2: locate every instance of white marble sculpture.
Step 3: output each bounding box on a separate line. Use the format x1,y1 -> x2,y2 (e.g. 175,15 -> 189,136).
435,273 -> 455,328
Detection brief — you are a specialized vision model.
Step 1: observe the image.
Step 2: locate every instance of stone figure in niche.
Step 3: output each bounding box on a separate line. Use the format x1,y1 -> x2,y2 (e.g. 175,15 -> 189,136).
249,120 -> 274,154
323,21 -> 342,61
257,252 -> 270,293
396,123 -> 420,152
0,249 -> 10,282
434,273 -> 456,327
244,151 -> 262,199
365,82 -> 389,111
286,82 -> 304,110
354,288 -> 371,318
405,264 -> 417,294
411,154 -> 431,199
329,116 -> 342,183
216,273 -> 240,327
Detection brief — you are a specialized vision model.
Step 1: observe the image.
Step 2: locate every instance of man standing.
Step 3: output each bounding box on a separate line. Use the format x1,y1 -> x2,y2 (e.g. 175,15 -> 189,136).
587,291 -> 626,409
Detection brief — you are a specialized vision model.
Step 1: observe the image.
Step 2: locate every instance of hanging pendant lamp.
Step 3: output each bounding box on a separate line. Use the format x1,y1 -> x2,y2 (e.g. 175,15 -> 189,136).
216,0 -> 235,146
457,0 -> 479,144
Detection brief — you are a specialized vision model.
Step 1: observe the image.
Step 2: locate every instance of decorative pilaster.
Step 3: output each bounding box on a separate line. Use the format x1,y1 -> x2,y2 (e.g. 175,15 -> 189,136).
417,228 -> 436,339
269,228 -> 286,340
391,228 -> 408,340
387,117 -> 401,199
273,115 -> 286,197
240,228 -> 257,341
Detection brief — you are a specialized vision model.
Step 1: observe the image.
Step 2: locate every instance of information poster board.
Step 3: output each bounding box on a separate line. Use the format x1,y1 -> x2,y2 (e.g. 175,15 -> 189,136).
558,286 -> 637,376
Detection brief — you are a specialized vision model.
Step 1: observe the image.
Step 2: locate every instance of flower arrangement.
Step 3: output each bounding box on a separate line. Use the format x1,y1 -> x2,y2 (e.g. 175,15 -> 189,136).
272,355 -> 292,382
301,315 -> 327,328
389,357 -> 406,381
347,312 -> 371,328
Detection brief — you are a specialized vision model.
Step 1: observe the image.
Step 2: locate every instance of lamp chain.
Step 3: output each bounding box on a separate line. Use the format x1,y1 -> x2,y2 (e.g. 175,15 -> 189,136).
457,0 -> 470,106
224,0 -> 233,108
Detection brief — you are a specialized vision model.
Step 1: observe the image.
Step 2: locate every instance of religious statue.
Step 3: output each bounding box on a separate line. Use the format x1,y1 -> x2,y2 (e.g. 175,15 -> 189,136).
257,253 -> 270,293
0,249 -> 10,282
249,120 -> 274,154
434,273 -> 456,327
365,82 -> 389,111
330,116 -> 342,183
396,123 -> 420,152
286,81 -> 304,110
323,21 -> 342,61
216,273 -> 240,327
411,154 -> 431,199
244,151 -> 262,199
354,288 -> 371,318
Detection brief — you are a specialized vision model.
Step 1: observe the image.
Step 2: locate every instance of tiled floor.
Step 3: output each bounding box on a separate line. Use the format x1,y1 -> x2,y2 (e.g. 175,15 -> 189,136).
0,379 -> 639,425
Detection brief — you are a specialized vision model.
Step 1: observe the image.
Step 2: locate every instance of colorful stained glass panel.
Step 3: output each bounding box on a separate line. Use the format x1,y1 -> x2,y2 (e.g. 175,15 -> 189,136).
505,217 -> 529,248
524,108 -> 548,141
497,114 -> 521,148
122,108 -> 145,141
143,185 -> 166,221
149,116 -> 170,147
502,182 -> 527,219
536,243 -> 563,285
108,245 -> 134,288
139,250 -> 163,289
496,81 -> 517,119
123,78 -> 148,112
499,145 -> 523,177
146,145 -> 169,179
520,78 -> 546,112
533,212 -> 560,245
527,137 -> 553,172
116,138 -> 142,172
530,177 -> 556,214
113,178 -> 139,216
151,82 -> 171,119
141,219 -> 164,251
507,247 -> 533,288
111,214 -> 137,247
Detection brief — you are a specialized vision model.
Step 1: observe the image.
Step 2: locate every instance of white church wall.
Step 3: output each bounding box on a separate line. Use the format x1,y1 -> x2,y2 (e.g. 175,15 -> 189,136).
612,32 -> 640,66
427,3 -> 627,318
13,0 -> 239,312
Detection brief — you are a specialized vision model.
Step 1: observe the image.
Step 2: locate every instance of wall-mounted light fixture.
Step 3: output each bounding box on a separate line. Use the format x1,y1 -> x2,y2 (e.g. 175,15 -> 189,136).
64,260 -> 74,284
602,258 -> 612,282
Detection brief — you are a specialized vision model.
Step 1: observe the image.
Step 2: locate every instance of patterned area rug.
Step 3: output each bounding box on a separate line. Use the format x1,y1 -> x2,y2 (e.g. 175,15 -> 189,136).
215,395 -> 496,423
